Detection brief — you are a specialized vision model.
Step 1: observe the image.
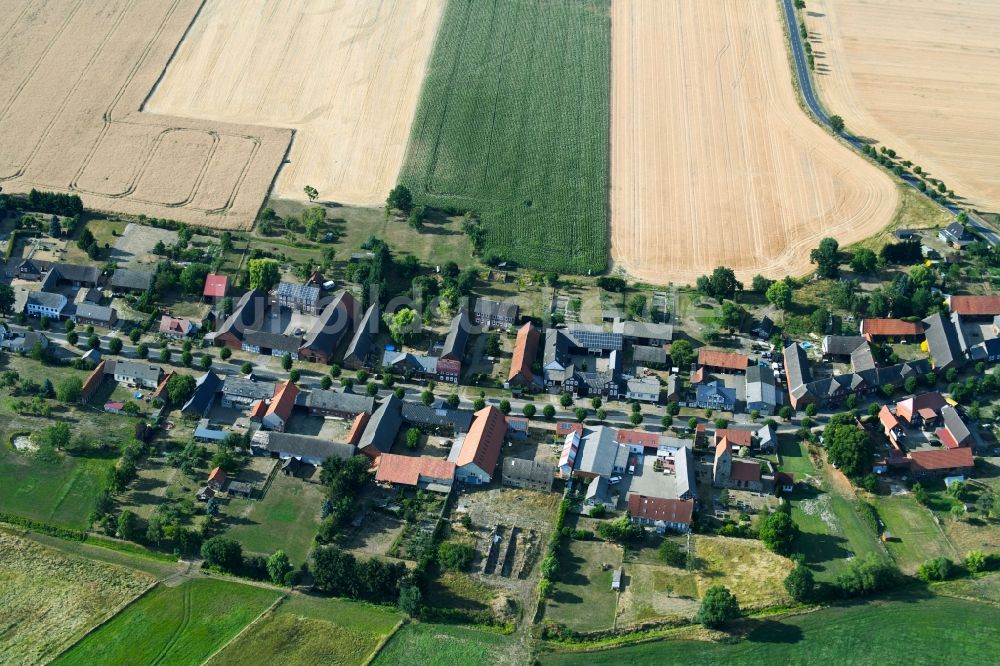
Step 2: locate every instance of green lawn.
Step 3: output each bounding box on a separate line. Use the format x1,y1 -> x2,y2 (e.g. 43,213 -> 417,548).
208,594 -> 399,666
544,538 -> 621,633
0,445 -> 117,530
871,493 -> 958,573
223,472 -> 324,563
540,594 -> 1000,664
399,0 -> 610,274
373,622 -> 518,666
55,578 -> 280,666
777,436 -> 817,478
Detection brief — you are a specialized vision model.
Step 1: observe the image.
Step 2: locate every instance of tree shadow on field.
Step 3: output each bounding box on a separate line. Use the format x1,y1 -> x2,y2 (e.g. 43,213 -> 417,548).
745,619 -> 805,644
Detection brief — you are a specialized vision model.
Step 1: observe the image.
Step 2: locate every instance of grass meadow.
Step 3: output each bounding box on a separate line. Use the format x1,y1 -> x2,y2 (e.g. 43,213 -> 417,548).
399,0 -> 611,274
540,594 -> 1000,664
871,493 -> 958,573
373,622 -> 519,666
544,538 -> 621,632
55,578 -> 279,666
208,594 -> 400,666
0,531 -> 154,664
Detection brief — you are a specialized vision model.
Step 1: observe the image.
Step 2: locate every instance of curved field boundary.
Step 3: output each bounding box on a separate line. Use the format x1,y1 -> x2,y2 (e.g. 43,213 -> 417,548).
778,0 -> 1000,245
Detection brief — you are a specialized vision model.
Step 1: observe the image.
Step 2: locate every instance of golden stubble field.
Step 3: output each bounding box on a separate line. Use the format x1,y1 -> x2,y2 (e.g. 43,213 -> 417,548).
805,0 -> 1000,211
0,0 -> 290,229
145,0 -> 444,207
609,0 -> 898,284
0,531 -> 154,664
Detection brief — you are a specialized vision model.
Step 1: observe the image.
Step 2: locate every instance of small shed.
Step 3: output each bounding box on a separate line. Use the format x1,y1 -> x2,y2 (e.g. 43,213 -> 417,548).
227,481 -> 253,498
612,567 -> 623,591
196,486 -> 215,501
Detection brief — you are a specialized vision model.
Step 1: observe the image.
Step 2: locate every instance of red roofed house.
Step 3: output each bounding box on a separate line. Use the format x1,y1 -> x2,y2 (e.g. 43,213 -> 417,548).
262,381 -> 299,432
909,447 -> 974,477
347,411 -> 370,447
248,399 -> 267,421
698,349 -> 749,374
714,428 -> 753,451
616,428 -> 660,452
159,315 -> 197,339
208,466 -> 227,490
556,421 -> 584,438
375,453 -> 455,489
628,495 -> 694,533
508,323 -> 540,387
203,274 -> 229,299
713,437 -> 763,491
152,371 -> 174,403
452,406 -> 505,485
79,359 -> 107,404
860,318 -> 925,343
949,295 -> 1000,320
895,392 -> 947,429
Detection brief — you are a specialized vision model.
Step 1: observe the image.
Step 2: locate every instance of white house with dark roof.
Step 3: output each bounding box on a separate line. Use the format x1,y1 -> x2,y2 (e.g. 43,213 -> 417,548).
26,291 -> 67,319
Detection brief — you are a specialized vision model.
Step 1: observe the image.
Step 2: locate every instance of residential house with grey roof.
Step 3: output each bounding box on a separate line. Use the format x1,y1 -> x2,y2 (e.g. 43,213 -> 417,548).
110,268 -> 153,294
298,291 -> 356,364
923,313 -> 965,370
26,291 -> 67,319
575,426 -> 630,479
745,365 -> 777,415
108,359 -> 162,389
343,302 -> 379,369
306,389 -> 374,419
358,395 -> 403,457
275,282 -> 321,314
473,298 -> 518,328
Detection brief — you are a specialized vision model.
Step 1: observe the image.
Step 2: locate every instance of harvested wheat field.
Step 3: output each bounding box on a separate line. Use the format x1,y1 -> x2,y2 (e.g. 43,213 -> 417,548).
805,0 -> 1000,210
146,0 -> 444,207
610,0 -> 897,284
0,0 -> 290,229
0,531 -> 154,665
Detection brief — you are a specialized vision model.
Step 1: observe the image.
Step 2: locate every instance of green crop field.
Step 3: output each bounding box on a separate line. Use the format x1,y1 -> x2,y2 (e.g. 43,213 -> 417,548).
223,472 -> 324,563
55,578 -> 279,666
373,622 -> 519,666
541,594 -> 1000,665
399,0 -> 611,274
208,594 -> 399,666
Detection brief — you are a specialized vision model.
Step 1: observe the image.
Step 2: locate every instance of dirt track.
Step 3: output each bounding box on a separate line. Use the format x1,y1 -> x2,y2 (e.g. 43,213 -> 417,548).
145,0 -> 444,207
0,0 -> 289,229
609,0 -> 897,284
805,0 -> 1000,211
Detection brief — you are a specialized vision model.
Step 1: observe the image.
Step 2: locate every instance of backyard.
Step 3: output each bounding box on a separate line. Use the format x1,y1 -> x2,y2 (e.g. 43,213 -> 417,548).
222,469 -> 324,564
544,538 -> 622,633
